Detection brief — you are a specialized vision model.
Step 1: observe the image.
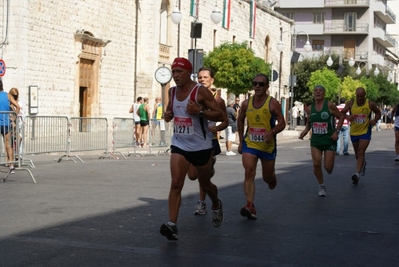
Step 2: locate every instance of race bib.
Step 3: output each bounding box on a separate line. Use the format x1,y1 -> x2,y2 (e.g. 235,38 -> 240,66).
248,127 -> 266,142
312,122 -> 328,134
353,114 -> 366,124
173,116 -> 194,135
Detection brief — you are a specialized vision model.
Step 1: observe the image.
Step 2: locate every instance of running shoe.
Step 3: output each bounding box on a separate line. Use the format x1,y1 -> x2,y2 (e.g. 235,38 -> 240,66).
160,222 -> 178,241
318,185 -> 327,197
352,174 -> 360,185
194,201 -> 207,215
359,161 -> 367,176
212,198 -> 224,227
226,151 -> 236,156
395,155 -> 399,162
240,202 -> 257,220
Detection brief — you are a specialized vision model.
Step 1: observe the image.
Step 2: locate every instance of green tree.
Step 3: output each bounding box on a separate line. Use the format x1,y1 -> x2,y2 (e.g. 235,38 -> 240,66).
359,77 -> 378,101
373,74 -> 399,106
306,68 -> 341,101
293,54 -> 354,104
203,42 -> 270,95
340,76 -> 365,100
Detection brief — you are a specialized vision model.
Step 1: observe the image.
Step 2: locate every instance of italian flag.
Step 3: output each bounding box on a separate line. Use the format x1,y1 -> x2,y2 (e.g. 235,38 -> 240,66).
190,0 -> 199,18
222,0 -> 231,29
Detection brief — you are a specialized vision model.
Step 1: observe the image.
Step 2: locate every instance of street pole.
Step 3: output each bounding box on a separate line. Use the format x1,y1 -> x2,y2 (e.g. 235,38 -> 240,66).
160,83 -> 166,145
289,68 -> 294,130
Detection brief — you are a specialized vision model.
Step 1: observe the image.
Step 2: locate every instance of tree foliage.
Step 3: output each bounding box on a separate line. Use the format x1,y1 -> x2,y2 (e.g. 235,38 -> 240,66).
340,76 -> 365,101
306,68 -> 341,101
203,42 -> 270,95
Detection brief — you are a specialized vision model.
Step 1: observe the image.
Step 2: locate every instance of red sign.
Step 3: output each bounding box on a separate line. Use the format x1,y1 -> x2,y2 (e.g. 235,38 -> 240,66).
0,59 -> 5,77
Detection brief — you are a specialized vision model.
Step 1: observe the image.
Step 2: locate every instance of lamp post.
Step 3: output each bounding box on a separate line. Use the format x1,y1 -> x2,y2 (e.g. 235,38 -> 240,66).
276,30 -> 312,130
326,48 -> 355,69
355,61 -> 379,76
170,0 -> 222,80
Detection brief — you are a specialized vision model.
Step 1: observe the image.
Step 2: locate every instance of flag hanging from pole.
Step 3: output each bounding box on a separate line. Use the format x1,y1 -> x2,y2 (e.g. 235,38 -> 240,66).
190,0 -> 200,18
222,0 -> 231,29
249,0 -> 256,39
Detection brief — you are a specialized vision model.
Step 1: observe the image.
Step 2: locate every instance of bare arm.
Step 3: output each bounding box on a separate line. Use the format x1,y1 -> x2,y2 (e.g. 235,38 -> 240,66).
264,98 -> 286,143
237,99 -> 248,144
209,97 -> 228,134
369,101 -> 381,126
8,94 -> 20,115
129,105 -> 134,113
328,101 -> 344,140
299,105 -> 311,139
186,86 -> 223,122
341,100 -> 354,122
164,90 -> 174,123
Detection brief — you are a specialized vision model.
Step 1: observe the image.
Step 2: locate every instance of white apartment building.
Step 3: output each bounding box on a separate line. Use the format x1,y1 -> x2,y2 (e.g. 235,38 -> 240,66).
274,0 -> 398,85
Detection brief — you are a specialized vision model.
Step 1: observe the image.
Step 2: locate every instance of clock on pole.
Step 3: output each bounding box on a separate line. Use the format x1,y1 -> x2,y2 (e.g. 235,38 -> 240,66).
154,65 -> 172,85
154,65 -> 172,145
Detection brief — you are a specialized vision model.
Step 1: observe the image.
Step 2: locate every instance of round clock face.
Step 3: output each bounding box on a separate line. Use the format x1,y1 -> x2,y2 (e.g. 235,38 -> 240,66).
154,66 -> 172,84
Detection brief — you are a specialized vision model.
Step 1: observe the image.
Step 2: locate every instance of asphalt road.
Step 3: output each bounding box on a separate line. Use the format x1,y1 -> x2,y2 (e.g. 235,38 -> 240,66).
0,128 -> 398,267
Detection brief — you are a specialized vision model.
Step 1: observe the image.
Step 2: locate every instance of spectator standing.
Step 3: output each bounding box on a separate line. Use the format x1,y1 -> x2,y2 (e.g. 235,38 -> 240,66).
129,96 -> 142,145
341,87 -> 381,185
9,88 -> 24,160
237,74 -> 286,219
225,99 -> 237,156
159,58 -> 224,241
0,80 -> 20,172
151,97 -> 163,145
137,97 -> 150,147
336,98 -> 350,156
291,105 -> 299,130
233,97 -> 241,143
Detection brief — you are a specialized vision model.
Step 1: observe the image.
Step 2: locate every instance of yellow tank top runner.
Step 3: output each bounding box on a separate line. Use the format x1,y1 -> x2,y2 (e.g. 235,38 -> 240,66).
244,95 -> 275,153
155,104 -> 162,120
350,98 -> 371,136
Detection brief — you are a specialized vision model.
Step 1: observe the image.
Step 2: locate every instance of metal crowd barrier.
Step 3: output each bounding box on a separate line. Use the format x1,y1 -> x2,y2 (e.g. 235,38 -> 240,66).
69,117 -> 109,159
1,111 -> 36,183
127,119 -> 172,157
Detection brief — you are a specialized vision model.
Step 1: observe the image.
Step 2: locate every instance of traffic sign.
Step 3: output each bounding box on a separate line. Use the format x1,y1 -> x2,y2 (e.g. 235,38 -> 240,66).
0,59 -> 6,77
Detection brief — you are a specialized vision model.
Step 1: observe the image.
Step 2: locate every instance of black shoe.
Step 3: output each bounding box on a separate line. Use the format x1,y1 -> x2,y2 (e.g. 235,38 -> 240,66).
335,152 -> 339,155
352,174 -> 359,185
160,223 -> 178,240
343,152 -> 350,156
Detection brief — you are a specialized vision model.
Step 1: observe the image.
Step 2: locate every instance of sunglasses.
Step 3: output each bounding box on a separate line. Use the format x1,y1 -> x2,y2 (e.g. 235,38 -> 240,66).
252,81 -> 266,87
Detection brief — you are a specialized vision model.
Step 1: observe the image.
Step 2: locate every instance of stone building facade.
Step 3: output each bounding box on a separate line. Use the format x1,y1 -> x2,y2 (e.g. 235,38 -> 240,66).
0,0 -> 292,122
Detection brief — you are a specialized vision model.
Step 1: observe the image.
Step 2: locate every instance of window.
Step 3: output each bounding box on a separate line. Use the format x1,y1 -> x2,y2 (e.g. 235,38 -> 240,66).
283,13 -> 294,20
344,12 -> 357,31
313,13 -> 325,24
312,40 -> 324,51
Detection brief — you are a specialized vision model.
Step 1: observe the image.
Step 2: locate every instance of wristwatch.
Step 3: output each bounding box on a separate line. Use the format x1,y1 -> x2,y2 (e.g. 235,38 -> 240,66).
198,110 -> 204,118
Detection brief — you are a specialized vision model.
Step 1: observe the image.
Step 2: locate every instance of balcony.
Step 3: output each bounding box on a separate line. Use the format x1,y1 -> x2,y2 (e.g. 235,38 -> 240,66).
324,0 -> 369,8
324,22 -> 369,34
373,28 -> 396,48
374,1 -> 396,24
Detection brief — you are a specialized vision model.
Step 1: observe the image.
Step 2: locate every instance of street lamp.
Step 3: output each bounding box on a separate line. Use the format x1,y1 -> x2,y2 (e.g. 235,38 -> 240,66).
170,1 -> 222,24
276,30 -> 312,130
355,61 -> 380,76
326,49 -> 355,68
170,0 -> 222,80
